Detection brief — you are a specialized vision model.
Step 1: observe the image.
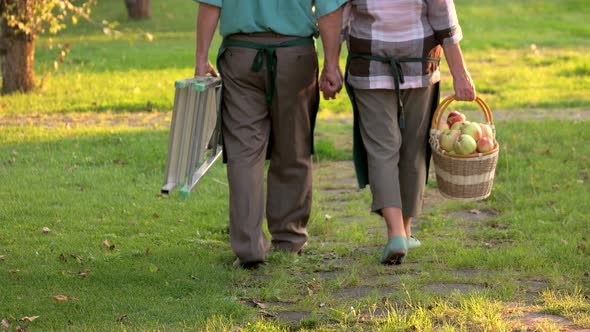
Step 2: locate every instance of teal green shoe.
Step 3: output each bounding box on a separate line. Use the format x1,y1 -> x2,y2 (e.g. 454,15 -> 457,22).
407,236 -> 421,249
380,235 -> 407,265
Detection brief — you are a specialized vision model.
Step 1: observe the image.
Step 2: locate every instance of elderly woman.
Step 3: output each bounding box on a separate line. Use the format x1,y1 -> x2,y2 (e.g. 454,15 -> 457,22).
343,0 -> 477,264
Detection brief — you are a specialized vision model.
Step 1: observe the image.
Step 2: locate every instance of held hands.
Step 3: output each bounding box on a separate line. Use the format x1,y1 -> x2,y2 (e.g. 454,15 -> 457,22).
319,65 -> 343,100
195,60 -> 218,77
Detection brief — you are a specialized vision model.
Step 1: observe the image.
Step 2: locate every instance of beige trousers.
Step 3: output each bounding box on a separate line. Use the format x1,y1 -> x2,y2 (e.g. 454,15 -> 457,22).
219,33 -> 318,263
353,86 -> 436,218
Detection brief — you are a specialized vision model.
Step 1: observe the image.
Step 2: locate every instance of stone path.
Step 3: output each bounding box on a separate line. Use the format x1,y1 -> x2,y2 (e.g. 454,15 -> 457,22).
1,109 -> 589,128
245,161 -> 590,330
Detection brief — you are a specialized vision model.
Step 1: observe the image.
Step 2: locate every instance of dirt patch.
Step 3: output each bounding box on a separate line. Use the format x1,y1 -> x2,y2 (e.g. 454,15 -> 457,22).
0,111 -> 172,128
514,312 -> 582,331
274,311 -> 312,324
334,286 -> 393,300
492,109 -> 590,121
422,282 -> 487,295
423,187 -> 447,211
2,109 -> 588,129
448,208 -> 499,223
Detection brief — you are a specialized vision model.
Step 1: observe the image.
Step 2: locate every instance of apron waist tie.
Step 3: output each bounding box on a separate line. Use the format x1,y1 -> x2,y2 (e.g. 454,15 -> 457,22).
348,53 -> 439,128
221,37 -> 314,106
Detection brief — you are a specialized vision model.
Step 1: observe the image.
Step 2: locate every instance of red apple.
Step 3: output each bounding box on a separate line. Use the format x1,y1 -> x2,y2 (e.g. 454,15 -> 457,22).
462,122 -> 483,141
454,134 -> 477,155
476,137 -> 495,153
447,111 -> 466,127
439,129 -> 461,152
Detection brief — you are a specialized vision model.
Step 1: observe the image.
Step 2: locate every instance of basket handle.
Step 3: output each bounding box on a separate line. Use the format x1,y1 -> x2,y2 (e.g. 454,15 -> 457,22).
430,95 -> 494,130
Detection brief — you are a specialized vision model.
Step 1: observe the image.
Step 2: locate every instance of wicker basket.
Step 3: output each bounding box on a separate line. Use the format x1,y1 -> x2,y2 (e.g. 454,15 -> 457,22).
429,95 -> 499,201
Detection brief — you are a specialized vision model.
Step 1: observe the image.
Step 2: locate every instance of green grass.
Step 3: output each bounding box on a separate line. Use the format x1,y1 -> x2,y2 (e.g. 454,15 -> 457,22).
1,119 -> 589,330
1,0 -> 590,330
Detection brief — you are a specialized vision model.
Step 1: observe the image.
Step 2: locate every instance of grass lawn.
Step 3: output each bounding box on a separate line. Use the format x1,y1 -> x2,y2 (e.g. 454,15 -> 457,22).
1,0 -> 589,330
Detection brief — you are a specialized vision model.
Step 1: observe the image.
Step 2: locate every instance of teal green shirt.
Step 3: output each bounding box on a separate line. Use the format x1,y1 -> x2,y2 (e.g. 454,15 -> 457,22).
195,0 -> 347,37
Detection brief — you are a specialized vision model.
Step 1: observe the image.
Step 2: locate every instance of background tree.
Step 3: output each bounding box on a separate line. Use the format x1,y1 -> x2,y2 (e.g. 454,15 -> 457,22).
0,0 -> 94,94
124,0 -> 150,20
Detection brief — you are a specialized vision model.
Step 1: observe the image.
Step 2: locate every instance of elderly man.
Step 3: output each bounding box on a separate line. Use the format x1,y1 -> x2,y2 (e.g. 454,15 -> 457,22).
194,0 -> 346,268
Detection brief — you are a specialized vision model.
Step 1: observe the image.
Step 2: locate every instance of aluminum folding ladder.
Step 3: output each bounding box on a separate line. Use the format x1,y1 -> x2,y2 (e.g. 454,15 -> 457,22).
161,76 -> 223,197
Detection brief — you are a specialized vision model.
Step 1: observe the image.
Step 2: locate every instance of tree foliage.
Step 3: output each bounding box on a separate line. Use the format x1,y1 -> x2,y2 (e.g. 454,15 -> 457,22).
1,0 -> 95,38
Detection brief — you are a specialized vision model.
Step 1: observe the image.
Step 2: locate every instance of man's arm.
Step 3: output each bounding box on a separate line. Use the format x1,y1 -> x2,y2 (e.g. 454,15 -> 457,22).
195,3 -> 220,77
318,5 -> 344,99
443,43 -> 476,101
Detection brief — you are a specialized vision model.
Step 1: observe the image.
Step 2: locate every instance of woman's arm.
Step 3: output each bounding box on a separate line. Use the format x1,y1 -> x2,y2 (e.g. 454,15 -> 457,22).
443,42 -> 476,101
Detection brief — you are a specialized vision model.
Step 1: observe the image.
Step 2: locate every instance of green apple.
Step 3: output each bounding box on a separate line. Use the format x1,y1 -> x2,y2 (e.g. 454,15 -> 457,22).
439,129 -> 461,152
462,122 -> 482,141
454,134 -> 477,155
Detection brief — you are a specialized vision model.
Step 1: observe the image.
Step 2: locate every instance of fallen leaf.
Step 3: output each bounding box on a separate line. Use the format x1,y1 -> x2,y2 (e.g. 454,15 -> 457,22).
69,254 -> 83,263
252,299 -> 268,309
258,310 -> 276,318
42,227 -> 51,234
18,316 -> 39,322
469,209 -> 481,215
8,269 -> 20,273
577,179 -> 585,184
52,295 -> 73,302
0,255 -> 5,261
324,214 -> 332,221
15,326 -> 28,331
102,240 -> 115,250
11,150 -> 17,156
1,319 -> 10,329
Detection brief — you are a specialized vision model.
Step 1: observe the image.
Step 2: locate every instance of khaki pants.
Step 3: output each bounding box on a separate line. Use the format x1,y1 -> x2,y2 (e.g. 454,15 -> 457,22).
219,33 -> 318,263
353,86 -> 436,218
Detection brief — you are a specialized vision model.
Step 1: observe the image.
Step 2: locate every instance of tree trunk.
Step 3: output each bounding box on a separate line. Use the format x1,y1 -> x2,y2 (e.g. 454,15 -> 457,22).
1,0 -> 36,94
125,0 -> 151,19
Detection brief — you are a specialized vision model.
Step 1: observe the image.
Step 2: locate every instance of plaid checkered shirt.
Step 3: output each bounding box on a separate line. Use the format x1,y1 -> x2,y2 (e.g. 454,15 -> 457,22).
344,0 -> 464,90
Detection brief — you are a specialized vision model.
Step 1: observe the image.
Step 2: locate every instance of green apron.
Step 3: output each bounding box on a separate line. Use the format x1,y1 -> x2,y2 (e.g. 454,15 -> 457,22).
344,53 -> 441,188
216,36 -> 319,162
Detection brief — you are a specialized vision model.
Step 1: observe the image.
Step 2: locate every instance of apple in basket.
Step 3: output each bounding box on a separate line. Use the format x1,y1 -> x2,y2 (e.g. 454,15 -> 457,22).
477,137 -> 495,153
439,129 -> 461,153
480,123 -> 494,139
447,111 -> 466,127
454,134 -> 477,155
451,120 -> 470,132
438,120 -> 450,133
462,122 -> 483,141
